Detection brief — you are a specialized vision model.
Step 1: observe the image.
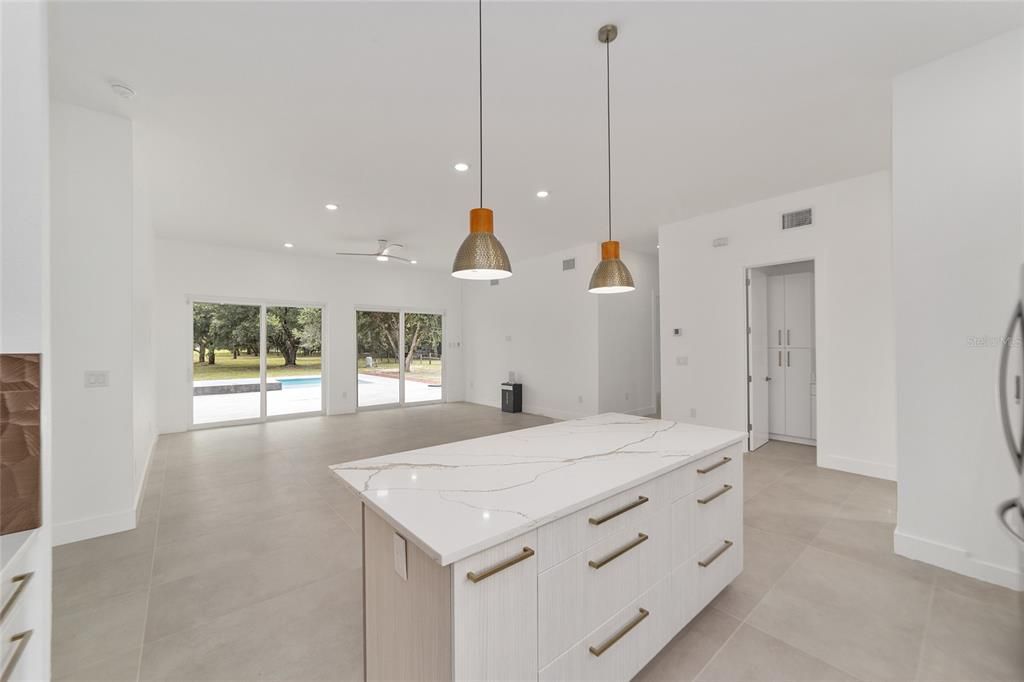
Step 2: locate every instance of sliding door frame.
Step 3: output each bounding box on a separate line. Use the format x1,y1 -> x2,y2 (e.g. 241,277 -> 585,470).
188,294 -> 328,430
354,305 -> 446,411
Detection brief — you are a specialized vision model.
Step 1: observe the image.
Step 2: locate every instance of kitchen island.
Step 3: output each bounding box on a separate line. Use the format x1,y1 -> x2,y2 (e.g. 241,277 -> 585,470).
331,413 -> 745,681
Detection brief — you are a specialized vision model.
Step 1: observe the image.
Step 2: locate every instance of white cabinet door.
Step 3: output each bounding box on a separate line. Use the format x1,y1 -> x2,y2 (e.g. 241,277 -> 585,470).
768,349 -> 786,435
453,531 -> 538,681
784,349 -> 812,439
767,275 -> 785,348
784,273 -> 813,348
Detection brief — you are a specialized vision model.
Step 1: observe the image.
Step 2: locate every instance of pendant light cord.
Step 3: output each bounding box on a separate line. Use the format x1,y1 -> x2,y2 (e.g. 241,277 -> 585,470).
606,38 -> 612,242
479,0 -> 484,208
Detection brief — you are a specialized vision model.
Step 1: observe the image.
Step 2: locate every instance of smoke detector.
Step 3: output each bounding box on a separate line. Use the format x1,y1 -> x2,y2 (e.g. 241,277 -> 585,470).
110,82 -> 136,99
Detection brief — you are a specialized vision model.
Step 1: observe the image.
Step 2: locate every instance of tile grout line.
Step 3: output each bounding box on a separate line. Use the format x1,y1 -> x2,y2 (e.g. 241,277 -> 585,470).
912,572 -> 939,682
135,455 -> 169,682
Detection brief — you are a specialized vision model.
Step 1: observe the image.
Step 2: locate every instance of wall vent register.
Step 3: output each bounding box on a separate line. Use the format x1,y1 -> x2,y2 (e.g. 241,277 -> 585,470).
562,258 -> 576,271
781,208 -> 813,230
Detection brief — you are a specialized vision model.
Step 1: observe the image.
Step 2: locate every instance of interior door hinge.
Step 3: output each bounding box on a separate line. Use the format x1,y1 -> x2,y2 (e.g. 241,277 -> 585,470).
747,375 -> 752,383
747,326 -> 751,334
746,278 -> 751,286
748,423 -> 753,432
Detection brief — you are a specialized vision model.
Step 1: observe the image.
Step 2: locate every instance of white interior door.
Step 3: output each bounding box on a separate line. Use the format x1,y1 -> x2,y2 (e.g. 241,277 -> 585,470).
784,272 -> 813,348
784,348 -> 813,438
748,271 -> 770,450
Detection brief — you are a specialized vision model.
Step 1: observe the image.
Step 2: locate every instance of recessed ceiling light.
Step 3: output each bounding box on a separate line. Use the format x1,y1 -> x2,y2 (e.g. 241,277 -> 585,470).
325,203 -> 339,211
536,190 -> 549,198
376,255 -> 389,262
453,162 -> 470,172
411,260 -> 418,265
283,243 -> 294,248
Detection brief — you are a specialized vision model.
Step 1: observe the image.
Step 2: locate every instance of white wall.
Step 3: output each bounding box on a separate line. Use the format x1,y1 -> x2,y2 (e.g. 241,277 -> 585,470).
50,101 -> 138,544
132,126 -> 157,508
598,252 -> 659,416
154,239 -> 465,433
461,244 -> 657,420
658,171 -> 898,480
0,1 -> 53,676
892,29 -> 1024,591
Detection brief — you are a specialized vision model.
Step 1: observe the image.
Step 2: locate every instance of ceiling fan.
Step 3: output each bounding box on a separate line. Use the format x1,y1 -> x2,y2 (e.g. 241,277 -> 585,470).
336,239 -> 415,264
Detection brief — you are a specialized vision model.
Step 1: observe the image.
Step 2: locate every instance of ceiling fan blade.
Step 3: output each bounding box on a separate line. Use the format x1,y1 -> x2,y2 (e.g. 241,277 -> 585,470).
386,255 -> 413,264
335,252 -> 376,257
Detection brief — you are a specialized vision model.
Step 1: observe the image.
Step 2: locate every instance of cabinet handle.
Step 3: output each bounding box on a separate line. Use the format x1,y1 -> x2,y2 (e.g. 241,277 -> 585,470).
698,540 -> 734,568
466,547 -> 535,583
588,496 -> 649,526
0,573 -> 32,625
588,533 -> 649,570
697,457 -> 731,474
778,351 -> 782,367
697,484 -> 733,505
588,608 -> 649,657
777,330 -> 782,346
787,351 -> 791,367
787,329 -> 791,345
1,630 -> 32,682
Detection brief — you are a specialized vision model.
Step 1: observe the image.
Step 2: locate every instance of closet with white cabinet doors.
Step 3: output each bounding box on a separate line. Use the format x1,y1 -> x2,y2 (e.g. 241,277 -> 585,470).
766,271 -> 816,443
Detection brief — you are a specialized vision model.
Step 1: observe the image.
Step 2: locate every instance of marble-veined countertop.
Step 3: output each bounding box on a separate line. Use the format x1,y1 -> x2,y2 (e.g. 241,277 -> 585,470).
330,413 -> 745,565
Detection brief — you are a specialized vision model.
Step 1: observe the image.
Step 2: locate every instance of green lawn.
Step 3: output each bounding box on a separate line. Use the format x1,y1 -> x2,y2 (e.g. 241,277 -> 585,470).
192,350 -> 322,381
358,357 -> 442,383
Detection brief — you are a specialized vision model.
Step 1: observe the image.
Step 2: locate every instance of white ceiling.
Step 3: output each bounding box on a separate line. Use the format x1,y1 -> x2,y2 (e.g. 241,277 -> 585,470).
49,1 -> 1023,270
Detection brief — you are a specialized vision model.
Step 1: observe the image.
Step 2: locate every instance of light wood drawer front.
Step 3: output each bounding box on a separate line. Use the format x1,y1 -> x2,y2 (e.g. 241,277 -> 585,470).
540,575 -> 671,682
537,479 -> 661,572
695,530 -> 743,612
694,475 -> 741,551
660,443 -> 741,503
538,515 -> 667,668
453,531 -> 538,682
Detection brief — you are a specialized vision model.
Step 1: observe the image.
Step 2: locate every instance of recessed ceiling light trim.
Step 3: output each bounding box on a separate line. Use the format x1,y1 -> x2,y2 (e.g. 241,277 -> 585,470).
283,243 -> 294,248
454,162 -> 470,172
325,203 -> 339,211
536,190 -> 549,198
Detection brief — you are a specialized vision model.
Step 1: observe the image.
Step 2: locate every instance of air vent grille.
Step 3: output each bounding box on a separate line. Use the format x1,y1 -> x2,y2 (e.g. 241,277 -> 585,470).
490,279 -> 500,286
782,208 -> 813,230
562,258 -> 576,271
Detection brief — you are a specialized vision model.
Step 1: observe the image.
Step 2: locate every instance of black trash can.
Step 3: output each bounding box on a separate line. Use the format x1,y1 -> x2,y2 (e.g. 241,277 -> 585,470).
501,382 -> 522,413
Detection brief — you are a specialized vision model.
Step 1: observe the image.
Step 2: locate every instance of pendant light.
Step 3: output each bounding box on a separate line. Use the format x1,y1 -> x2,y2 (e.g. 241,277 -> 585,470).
588,24 -> 635,295
452,0 -> 512,280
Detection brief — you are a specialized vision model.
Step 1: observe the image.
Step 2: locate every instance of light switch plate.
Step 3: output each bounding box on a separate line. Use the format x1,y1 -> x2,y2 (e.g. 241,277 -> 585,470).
84,370 -> 109,388
393,533 -> 408,581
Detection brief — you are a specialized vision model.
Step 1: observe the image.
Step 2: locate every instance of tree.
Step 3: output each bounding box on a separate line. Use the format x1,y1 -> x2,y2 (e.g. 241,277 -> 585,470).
402,313 -> 442,372
192,303 -> 216,365
192,304 -> 259,366
357,311 -> 400,363
267,306 -> 302,367
298,307 -> 322,355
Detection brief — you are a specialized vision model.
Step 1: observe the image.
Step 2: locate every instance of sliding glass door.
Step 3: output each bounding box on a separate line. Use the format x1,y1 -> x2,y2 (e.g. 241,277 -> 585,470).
356,309 -> 443,409
191,300 -> 324,427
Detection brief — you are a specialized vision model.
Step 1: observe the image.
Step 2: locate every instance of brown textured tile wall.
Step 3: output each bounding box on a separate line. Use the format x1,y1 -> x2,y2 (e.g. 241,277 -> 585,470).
1,353 -> 42,534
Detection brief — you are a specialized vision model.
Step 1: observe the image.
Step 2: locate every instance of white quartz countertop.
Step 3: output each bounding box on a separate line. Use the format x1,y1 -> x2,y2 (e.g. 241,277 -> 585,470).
330,413 -> 745,565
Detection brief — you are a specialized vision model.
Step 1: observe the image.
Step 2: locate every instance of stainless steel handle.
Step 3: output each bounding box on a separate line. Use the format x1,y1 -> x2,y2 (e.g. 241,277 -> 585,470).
697,484 -> 733,505
997,499 -> 1024,544
588,533 -> 648,570
698,540 -> 734,568
998,303 -> 1024,473
697,457 -> 731,474
466,547 -> 535,583
787,329 -> 791,345
1016,375 -> 1021,405
777,330 -> 781,345
588,608 -> 649,657
1,631 -> 32,682
787,351 -> 791,367
765,376 -> 772,382
0,573 -> 32,625
777,351 -> 782,367
589,496 -> 649,526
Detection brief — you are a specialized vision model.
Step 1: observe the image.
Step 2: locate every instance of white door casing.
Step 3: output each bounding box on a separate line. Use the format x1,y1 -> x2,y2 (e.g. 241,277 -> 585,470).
747,271 -> 770,451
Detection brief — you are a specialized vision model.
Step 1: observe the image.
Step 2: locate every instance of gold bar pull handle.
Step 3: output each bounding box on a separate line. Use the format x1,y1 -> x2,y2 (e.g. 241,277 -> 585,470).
589,608 -> 649,657
1,630 -> 32,682
696,456 -> 731,475
466,547 -> 535,583
698,540 -> 734,568
588,533 -> 648,570
0,573 -> 33,625
697,484 -> 733,505
588,496 -> 649,526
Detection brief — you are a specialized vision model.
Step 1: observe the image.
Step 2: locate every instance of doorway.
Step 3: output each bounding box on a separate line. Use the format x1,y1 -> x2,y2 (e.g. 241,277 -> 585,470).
191,300 -> 325,427
355,309 -> 444,409
746,261 -> 816,451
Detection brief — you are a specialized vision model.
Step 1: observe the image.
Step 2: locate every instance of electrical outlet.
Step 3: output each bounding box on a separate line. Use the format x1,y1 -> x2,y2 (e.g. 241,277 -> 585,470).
676,356 -> 688,366
505,335 -> 512,342
84,370 -> 109,388
342,391 -> 348,398
689,408 -> 697,418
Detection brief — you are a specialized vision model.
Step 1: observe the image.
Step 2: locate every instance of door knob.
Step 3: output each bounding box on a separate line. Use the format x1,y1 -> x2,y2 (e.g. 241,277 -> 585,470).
765,377 -> 772,381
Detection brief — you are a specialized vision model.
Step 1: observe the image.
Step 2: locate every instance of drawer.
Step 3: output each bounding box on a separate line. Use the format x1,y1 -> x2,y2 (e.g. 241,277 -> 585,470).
694,476 -> 741,551
0,577 -> 38,682
537,478 -> 662,572
695,532 -> 743,611
661,444 -> 742,503
538,514 -> 667,668
540,575 -> 672,682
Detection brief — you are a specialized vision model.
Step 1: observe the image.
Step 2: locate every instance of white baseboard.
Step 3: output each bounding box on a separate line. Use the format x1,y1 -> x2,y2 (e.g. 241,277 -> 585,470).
894,527 -> 1023,592
133,435 -> 158,524
54,509 -> 136,546
770,433 -> 817,447
817,453 -> 897,481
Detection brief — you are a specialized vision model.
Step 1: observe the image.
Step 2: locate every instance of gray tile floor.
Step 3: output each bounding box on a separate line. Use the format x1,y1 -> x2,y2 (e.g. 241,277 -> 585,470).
52,406 -> 1023,681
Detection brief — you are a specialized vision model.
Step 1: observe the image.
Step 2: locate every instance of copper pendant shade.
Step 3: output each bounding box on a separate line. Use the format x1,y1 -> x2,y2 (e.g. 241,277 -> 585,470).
452,0 -> 512,280
588,24 -> 635,295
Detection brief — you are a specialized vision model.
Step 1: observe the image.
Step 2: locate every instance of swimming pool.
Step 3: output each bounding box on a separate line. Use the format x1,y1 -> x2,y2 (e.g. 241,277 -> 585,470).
277,376 -> 322,389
